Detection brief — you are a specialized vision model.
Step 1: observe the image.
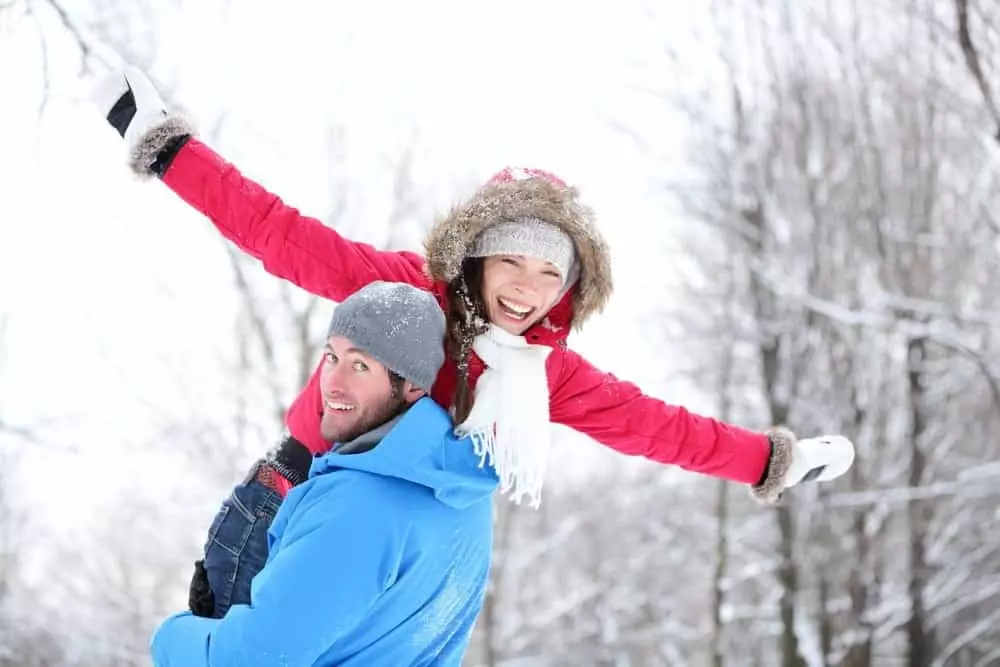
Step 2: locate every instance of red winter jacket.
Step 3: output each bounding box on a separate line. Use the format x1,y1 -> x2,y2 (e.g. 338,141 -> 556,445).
161,139 -> 771,488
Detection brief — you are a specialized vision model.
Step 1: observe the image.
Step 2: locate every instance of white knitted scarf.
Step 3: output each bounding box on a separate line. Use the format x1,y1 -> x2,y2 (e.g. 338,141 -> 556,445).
454,324 -> 554,508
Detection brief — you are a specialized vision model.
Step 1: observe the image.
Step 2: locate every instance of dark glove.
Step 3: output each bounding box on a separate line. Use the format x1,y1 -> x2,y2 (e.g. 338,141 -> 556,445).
188,559 -> 216,618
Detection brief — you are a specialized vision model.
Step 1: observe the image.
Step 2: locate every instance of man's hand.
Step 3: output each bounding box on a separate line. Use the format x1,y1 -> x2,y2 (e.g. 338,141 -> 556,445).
188,559 -> 216,618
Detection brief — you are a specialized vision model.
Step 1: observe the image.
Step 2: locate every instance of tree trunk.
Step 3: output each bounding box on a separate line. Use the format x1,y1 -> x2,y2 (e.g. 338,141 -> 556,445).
906,337 -> 932,665
711,480 -> 730,667
777,504 -> 805,667
760,335 -> 803,667
818,565 -> 832,667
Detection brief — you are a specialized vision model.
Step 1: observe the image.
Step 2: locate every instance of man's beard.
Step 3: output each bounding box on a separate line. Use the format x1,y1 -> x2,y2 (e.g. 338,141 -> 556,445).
323,391 -> 408,444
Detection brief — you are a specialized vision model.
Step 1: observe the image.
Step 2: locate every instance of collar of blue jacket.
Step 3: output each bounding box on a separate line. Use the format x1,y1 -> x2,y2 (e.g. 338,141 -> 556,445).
309,396 -> 499,508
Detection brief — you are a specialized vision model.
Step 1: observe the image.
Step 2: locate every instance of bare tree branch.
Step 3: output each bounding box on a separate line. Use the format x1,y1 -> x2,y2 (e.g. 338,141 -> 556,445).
38,0 -> 95,68
0,419 -> 41,445
21,1 -> 53,118
224,246 -> 285,422
955,0 -> 1000,141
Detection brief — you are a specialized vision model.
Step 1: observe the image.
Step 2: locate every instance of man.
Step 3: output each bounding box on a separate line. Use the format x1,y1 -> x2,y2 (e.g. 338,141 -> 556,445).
151,281 -> 500,667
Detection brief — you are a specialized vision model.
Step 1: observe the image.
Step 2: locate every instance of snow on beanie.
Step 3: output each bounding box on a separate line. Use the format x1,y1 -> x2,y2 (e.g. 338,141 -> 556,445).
327,281 -> 446,390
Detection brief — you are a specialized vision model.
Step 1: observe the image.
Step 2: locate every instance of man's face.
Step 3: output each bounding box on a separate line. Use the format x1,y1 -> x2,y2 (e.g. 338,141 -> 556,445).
319,336 -> 418,443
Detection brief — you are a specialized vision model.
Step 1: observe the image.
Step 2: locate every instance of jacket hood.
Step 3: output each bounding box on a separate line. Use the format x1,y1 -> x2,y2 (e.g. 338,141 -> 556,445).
310,398 -> 498,508
423,167 -> 613,331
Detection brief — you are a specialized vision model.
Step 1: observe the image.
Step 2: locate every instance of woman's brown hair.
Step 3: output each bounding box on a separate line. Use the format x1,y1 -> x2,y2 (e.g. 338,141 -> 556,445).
445,258 -> 489,423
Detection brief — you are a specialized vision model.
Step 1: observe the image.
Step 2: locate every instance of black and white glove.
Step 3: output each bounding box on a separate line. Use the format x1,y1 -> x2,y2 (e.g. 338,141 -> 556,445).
91,66 -> 194,178
751,428 -> 855,504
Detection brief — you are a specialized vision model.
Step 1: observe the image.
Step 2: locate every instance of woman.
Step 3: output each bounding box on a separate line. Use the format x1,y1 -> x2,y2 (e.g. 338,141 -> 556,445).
92,66 -> 856,617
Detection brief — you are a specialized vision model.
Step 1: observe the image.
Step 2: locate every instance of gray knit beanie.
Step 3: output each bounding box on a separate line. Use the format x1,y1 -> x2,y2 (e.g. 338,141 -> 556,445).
468,217 -> 578,287
326,282 -> 446,390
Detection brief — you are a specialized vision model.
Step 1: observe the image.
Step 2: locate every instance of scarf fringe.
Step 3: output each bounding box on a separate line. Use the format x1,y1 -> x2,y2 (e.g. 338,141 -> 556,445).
455,325 -> 554,510
462,425 -> 550,509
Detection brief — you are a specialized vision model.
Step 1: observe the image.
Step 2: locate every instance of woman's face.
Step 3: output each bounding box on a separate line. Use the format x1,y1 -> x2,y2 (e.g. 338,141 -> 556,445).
479,255 -> 564,335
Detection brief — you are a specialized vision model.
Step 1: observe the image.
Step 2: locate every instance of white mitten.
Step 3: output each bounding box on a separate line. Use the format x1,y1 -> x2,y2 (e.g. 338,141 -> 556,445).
751,428 -> 855,504
92,66 -> 194,178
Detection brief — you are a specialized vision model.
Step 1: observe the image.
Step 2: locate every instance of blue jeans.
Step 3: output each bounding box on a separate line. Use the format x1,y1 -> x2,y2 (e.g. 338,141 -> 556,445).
201,463 -> 283,618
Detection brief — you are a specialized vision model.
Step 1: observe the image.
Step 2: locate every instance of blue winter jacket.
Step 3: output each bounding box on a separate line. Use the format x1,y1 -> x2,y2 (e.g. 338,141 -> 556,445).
150,397 -> 499,666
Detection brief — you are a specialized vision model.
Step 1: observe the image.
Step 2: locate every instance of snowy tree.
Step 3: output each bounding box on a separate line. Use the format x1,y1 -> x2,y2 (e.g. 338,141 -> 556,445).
8,0 -> 1000,664
620,0 -> 1000,664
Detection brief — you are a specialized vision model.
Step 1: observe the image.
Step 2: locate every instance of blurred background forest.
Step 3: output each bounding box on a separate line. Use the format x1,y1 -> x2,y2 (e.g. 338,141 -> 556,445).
1,1 -> 999,665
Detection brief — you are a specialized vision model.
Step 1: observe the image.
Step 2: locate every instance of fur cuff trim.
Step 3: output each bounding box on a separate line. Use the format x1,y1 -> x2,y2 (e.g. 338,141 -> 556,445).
750,427 -> 796,505
129,115 -> 195,178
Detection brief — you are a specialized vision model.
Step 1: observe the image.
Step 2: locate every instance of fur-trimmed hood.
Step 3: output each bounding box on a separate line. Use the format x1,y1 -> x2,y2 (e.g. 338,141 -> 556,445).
423,168 -> 613,330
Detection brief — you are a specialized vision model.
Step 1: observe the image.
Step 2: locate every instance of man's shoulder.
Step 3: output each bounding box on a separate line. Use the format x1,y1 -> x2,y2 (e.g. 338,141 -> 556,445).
295,468 -> 467,542
390,397 -> 454,435
289,472 -> 411,527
